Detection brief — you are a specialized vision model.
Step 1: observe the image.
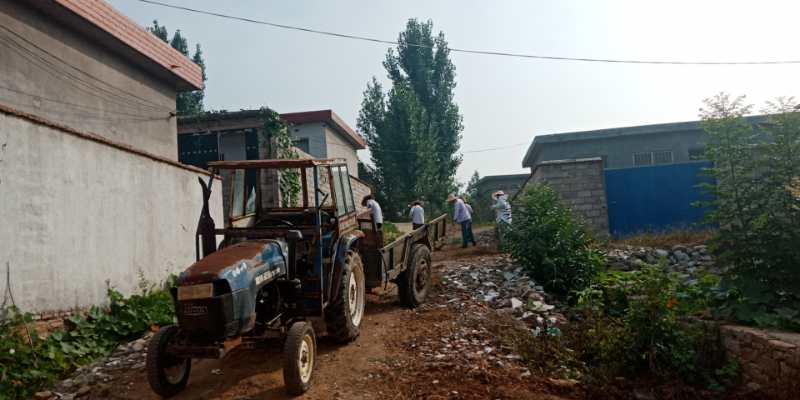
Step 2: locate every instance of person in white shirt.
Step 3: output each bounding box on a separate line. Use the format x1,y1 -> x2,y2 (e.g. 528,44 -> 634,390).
409,201 -> 425,230
361,195 -> 383,229
491,191 -> 512,248
447,193 -> 476,248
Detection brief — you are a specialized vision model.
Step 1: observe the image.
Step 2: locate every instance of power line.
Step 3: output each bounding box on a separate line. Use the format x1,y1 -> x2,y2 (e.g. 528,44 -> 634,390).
0,83 -> 169,120
132,0 -> 800,66
0,26 -> 172,113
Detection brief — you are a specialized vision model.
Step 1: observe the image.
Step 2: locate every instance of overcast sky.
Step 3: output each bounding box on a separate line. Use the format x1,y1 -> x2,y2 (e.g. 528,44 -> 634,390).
110,0 -> 800,184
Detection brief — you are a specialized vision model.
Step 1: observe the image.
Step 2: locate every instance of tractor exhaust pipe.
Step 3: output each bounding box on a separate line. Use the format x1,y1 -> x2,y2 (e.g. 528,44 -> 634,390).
196,176 -> 217,260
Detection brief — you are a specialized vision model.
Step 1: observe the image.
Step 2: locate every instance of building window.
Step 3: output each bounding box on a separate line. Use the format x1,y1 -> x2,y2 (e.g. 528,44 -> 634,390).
653,150 -> 673,164
293,138 -> 310,154
688,147 -> 706,160
633,152 -> 653,166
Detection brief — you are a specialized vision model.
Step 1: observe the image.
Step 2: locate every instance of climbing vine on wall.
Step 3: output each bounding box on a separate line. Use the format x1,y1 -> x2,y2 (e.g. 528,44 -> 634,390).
257,107 -> 301,206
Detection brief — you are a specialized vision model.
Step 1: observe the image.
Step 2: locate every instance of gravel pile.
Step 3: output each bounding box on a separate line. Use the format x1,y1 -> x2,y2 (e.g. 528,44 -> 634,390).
440,255 -> 565,333
606,244 -> 722,279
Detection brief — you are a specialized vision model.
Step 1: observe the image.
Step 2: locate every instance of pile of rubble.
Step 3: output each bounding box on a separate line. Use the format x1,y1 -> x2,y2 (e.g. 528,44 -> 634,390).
37,333 -> 152,400
440,255 -> 565,333
606,244 -> 721,279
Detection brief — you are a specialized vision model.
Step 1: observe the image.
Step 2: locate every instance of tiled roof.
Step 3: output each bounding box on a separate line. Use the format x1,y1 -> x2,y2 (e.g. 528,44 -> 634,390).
47,0 -> 203,90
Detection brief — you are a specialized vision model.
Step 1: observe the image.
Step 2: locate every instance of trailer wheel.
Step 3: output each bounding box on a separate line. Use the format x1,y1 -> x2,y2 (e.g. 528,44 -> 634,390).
146,325 -> 191,398
325,250 -> 365,342
398,244 -> 432,308
283,321 -> 316,396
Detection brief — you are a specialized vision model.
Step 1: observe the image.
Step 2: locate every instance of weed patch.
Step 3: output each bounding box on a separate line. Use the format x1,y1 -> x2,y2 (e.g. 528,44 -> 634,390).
0,278 -> 175,399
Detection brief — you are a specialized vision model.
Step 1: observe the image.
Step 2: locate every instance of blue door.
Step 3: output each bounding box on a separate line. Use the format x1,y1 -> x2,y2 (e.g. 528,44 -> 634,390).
604,162 -> 713,237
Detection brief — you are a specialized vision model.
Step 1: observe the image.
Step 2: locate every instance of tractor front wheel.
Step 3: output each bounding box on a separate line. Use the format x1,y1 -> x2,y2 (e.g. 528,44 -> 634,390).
146,325 -> 191,397
325,250 -> 365,342
283,321 -> 316,396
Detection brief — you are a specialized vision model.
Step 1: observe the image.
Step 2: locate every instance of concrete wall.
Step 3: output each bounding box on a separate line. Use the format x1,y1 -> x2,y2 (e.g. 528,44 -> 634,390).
0,1 -> 179,161
0,111 -> 223,314
351,176 -> 373,215
532,129 -> 706,170
323,124 -> 359,177
290,122 -> 328,160
525,158 -> 609,235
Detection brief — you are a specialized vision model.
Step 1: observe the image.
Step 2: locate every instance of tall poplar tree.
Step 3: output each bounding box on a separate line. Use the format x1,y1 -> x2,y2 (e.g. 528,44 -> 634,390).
148,21 -> 206,115
357,19 -> 463,218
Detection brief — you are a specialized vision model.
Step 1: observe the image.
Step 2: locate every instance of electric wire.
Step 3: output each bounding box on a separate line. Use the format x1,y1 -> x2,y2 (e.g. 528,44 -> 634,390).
132,0 -> 800,66
0,38 -> 171,119
0,83 -> 169,121
0,26 -> 173,113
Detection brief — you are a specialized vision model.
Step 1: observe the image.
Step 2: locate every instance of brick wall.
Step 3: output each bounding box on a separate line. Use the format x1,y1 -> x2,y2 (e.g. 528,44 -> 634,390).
351,175 -> 373,215
720,325 -> 800,397
525,157 -> 609,236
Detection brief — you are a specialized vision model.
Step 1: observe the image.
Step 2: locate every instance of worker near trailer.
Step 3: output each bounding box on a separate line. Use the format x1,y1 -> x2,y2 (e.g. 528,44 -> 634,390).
361,194 -> 383,230
491,190 -> 512,247
448,193 -> 477,248
409,201 -> 425,230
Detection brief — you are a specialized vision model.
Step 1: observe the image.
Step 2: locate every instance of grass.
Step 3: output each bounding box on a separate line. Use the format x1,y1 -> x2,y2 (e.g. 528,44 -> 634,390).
608,229 -> 716,249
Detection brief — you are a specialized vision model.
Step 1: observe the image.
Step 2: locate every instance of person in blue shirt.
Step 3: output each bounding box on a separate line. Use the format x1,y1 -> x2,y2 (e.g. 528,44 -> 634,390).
448,193 -> 476,248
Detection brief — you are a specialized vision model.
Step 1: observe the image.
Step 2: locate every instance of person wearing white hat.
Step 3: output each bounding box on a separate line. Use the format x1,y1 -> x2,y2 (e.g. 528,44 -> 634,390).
491,190 -> 512,247
447,193 -> 476,248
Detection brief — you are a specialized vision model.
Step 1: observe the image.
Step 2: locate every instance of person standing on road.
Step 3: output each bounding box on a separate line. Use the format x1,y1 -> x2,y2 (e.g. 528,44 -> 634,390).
491,190 -> 512,247
362,195 -> 383,230
409,201 -> 425,230
448,193 -> 476,248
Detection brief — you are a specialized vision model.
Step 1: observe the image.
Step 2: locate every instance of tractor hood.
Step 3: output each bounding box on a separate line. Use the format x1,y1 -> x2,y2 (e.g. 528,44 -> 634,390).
178,240 -> 287,288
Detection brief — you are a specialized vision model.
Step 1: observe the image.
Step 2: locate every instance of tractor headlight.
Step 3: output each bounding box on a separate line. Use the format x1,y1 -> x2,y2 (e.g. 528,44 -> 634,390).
177,283 -> 214,300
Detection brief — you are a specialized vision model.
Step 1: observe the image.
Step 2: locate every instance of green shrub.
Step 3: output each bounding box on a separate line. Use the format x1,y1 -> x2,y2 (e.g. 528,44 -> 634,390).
0,280 -> 175,399
506,184 -> 603,296
700,94 -> 800,331
382,221 -> 402,244
575,266 -> 733,389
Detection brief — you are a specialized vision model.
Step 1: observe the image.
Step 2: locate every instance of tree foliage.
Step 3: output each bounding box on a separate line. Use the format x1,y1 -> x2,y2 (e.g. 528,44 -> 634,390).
506,184 -> 603,296
357,19 -> 462,218
700,93 -> 800,330
148,21 -> 206,115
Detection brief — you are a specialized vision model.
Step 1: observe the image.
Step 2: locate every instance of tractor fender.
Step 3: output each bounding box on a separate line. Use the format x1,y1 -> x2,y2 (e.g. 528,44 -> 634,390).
328,231 -> 365,302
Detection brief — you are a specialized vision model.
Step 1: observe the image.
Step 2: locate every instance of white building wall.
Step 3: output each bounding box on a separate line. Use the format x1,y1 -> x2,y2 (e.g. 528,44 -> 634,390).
0,1 -> 179,161
323,125 -> 359,178
0,112 -> 223,314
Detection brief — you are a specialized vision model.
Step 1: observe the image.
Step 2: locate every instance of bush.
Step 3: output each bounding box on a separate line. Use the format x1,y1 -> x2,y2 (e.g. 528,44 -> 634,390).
506,184 -> 603,296
700,94 -> 800,331
0,280 -> 175,399
382,221 -> 402,244
575,266 -> 735,390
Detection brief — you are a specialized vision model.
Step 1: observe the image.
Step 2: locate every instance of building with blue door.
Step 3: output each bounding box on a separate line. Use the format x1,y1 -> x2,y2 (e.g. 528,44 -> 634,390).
521,116 -> 767,236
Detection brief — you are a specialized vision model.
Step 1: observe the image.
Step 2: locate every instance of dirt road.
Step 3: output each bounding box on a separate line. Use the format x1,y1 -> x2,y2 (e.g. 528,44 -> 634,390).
86,240 -> 569,400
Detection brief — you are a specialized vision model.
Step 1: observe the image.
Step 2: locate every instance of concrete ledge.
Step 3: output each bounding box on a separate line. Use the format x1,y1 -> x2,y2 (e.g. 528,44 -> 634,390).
0,103 -> 217,178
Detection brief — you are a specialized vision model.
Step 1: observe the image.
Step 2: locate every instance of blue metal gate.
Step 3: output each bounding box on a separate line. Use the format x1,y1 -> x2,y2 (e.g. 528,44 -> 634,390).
604,162 -> 713,237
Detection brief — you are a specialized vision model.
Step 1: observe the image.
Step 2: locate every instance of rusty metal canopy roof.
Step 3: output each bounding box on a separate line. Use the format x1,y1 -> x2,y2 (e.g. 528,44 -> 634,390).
208,158 -> 345,169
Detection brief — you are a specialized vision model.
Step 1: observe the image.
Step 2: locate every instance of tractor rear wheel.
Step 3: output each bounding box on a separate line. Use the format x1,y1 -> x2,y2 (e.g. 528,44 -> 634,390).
325,250 -> 365,342
398,244 -> 432,308
146,325 -> 191,397
283,321 -> 316,396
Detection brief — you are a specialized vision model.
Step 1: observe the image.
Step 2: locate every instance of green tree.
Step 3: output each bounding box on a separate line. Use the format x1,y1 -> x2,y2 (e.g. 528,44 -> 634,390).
465,171 -> 480,199
147,21 -> 206,115
357,19 -> 463,218
700,93 -> 800,329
